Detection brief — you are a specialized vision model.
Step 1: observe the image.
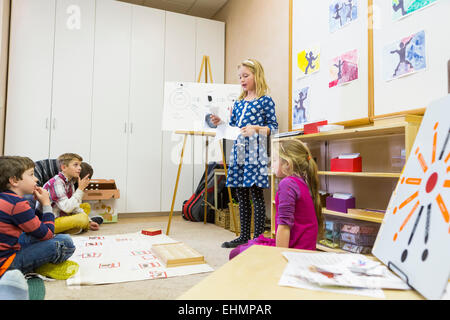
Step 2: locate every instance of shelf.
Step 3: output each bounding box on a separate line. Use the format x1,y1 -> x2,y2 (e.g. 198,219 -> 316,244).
273,115 -> 422,143
318,171 -> 401,178
323,208 -> 385,224
316,244 -> 346,253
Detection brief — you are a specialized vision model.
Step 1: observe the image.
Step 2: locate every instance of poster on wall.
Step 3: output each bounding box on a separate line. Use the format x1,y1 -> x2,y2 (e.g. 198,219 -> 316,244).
296,45 -> 321,79
162,82 -> 241,134
292,86 -> 310,129
382,30 -> 426,82
329,0 -> 358,33
392,0 -> 439,21
372,94 -> 450,300
329,49 -> 359,88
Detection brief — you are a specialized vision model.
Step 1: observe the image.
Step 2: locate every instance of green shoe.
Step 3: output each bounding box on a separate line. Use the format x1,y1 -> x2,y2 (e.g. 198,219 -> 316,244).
35,260 -> 79,280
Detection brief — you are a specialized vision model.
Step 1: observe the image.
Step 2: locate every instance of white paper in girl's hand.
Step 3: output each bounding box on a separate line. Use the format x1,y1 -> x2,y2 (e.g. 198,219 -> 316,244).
215,123 -> 241,141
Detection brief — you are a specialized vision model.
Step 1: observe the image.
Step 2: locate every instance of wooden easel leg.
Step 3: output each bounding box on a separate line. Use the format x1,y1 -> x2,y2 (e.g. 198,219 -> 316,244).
166,134 -> 188,235
204,136 -> 209,224
220,140 -> 238,236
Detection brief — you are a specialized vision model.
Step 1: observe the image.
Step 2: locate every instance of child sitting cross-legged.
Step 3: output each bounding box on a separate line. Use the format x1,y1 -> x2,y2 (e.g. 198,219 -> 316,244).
0,156 -> 76,281
38,153 -> 101,234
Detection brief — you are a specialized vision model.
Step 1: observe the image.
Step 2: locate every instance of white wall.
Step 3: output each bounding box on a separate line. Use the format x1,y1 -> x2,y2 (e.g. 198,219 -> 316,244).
0,0 -> 10,154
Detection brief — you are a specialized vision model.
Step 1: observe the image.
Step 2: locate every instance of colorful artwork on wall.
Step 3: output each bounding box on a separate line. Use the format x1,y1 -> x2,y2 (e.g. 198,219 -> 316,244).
329,0 -> 358,33
383,30 -> 426,81
392,0 -> 439,20
329,49 -> 359,88
292,86 -> 310,129
297,45 -> 321,79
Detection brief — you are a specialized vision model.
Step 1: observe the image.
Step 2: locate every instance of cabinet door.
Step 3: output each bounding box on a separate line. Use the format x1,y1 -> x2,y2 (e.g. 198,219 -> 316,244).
193,18 -> 226,187
160,12 -> 196,212
125,5 -> 165,213
90,0 -> 131,213
4,0 -> 56,160
49,0 -> 95,161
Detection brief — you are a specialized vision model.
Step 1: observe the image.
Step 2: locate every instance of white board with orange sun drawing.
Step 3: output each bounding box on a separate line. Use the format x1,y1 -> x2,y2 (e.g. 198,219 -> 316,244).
373,94 -> 450,300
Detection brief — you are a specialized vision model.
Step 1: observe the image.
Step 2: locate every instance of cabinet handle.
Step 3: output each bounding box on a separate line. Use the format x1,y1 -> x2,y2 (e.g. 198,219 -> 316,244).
124,122 -> 127,133
45,118 -> 49,129
130,123 -> 133,134
52,118 -> 56,130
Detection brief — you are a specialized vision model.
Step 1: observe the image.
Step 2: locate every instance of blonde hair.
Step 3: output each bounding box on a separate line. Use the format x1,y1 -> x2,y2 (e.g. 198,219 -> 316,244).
274,139 -> 324,238
58,153 -> 83,167
238,59 -> 269,100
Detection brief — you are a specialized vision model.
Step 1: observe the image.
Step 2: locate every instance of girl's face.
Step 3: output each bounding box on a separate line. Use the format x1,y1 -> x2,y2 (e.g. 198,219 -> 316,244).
238,65 -> 256,93
272,154 -> 289,178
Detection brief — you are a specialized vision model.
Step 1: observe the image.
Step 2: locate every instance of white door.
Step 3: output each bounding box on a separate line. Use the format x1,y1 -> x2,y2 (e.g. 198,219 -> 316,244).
125,5 -> 165,213
4,0 -> 56,160
193,18 -> 226,184
90,0 -> 132,213
49,0 -> 95,161
160,12 -> 197,212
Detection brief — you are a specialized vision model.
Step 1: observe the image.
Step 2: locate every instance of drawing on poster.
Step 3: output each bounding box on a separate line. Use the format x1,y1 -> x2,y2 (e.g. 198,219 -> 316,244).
392,0 -> 439,21
292,86 -> 310,129
372,95 -> 450,300
297,46 -> 320,79
329,0 -> 358,33
162,82 -> 241,133
329,49 -> 359,88
383,30 -> 426,82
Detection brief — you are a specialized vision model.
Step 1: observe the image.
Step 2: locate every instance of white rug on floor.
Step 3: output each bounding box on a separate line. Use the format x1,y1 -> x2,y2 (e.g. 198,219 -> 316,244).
66,232 -> 214,286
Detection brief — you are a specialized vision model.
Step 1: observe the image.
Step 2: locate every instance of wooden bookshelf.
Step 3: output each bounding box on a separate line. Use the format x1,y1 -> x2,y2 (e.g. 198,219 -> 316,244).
270,115 -> 423,249
318,171 -> 401,178
323,208 -> 385,224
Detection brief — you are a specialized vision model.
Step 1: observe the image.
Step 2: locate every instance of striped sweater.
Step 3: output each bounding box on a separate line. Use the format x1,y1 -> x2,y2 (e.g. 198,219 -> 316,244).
0,191 -> 55,276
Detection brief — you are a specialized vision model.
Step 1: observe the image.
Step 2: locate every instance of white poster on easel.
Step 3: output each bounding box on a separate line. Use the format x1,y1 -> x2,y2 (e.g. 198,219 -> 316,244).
161,82 -> 241,135
372,94 -> 450,300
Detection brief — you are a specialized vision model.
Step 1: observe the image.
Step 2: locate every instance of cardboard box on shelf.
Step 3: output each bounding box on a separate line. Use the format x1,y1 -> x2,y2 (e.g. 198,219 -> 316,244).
82,179 -> 120,223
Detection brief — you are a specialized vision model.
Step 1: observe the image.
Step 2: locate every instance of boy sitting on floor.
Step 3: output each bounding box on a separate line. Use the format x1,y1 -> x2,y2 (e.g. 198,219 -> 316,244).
38,153 -> 102,234
0,156 -> 75,280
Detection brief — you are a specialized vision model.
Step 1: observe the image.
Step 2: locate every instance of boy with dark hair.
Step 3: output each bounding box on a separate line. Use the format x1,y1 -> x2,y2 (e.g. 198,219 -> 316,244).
0,156 -> 75,279
40,153 -> 101,234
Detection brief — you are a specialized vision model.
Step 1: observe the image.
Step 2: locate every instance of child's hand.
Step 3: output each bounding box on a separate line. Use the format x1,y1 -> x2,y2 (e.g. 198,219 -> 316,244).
210,114 -> 222,126
34,187 -> 51,207
89,221 -> 99,231
241,125 -> 257,137
78,174 -> 90,191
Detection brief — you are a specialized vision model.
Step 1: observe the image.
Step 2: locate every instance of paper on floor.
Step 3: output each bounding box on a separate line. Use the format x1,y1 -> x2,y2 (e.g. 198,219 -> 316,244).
66,232 -> 213,286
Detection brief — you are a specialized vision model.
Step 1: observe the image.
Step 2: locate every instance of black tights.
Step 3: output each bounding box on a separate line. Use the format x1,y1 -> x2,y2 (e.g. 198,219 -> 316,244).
234,186 -> 266,241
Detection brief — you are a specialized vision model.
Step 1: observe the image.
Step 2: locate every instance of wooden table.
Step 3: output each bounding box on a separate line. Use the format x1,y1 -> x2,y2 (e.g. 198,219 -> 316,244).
178,245 -> 425,300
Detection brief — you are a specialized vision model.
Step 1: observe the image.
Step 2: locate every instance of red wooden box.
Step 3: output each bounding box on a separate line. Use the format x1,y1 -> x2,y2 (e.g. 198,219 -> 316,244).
330,157 -> 362,172
303,120 -> 328,135
141,228 -> 162,236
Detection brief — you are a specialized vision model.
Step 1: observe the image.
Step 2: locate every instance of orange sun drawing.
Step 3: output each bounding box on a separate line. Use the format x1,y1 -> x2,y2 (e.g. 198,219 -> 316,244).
391,122 -> 450,263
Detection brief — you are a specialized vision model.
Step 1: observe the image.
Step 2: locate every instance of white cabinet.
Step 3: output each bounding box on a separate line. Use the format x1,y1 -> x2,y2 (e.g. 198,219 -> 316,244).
125,5 -> 165,213
5,0 -> 56,160
160,12 -> 197,212
193,17 -> 226,189
49,0 -> 95,160
5,0 -> 224,214
90,0 -> 132,213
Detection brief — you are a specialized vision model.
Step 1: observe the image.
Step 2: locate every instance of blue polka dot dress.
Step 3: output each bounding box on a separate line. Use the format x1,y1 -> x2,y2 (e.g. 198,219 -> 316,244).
226,95 -> 278,189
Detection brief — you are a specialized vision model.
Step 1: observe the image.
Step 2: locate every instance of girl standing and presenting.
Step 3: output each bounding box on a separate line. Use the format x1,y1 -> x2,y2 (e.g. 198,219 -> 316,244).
229,139 -> 324,259
211,59 -> 278,248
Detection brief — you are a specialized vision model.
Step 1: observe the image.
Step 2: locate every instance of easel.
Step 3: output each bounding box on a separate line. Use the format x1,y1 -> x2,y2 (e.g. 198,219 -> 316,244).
166,56 -> 238,236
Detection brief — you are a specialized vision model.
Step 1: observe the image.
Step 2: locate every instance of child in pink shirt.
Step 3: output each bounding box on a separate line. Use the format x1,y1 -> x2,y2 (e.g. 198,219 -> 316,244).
229,139 -> 324,259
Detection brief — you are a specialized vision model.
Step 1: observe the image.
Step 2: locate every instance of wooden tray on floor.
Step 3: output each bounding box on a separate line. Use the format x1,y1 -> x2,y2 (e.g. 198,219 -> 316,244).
152,242 -> 205,268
